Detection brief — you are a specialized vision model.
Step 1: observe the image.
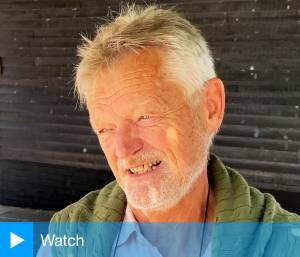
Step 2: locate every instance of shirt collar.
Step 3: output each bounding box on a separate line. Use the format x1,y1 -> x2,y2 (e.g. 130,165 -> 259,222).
117,205 -> 141,246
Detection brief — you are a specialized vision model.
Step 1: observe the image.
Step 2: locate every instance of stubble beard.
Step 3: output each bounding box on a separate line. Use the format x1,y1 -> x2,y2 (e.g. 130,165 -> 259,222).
123,146 -> 209,212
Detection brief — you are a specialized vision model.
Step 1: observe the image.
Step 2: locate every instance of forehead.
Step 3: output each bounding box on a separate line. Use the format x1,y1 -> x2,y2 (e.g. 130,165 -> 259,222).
89,48 -> 164,97
87,47 -> 186,116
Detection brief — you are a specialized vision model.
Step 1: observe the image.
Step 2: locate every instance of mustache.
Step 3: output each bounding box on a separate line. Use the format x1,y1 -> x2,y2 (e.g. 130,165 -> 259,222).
118,152 -> 162,169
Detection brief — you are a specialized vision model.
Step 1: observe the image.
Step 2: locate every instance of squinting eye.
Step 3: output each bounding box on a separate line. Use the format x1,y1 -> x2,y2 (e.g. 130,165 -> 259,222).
98,128 -> 111,135
139,115 -> 151,120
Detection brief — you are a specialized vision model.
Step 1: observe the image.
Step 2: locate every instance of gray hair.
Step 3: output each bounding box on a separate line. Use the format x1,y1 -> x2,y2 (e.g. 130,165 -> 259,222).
74,4 -> 216,107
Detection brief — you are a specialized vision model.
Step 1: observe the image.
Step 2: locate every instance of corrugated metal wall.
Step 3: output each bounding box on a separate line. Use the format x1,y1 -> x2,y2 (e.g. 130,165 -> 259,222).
0,0 -> 299,212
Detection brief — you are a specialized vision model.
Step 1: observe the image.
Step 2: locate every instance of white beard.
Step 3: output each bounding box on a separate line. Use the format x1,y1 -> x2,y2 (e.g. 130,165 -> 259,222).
122,145 -> 209,212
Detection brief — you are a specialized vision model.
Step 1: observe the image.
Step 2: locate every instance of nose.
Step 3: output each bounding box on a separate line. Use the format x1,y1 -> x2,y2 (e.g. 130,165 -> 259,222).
115,123 -> 143,158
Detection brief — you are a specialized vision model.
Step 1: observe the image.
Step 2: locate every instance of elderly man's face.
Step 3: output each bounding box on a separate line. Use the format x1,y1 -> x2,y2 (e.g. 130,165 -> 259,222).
87,48 -> 212,211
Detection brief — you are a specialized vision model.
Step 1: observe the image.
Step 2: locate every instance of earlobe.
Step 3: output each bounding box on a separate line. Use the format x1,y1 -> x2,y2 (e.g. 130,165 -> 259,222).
204,77 -> 225,132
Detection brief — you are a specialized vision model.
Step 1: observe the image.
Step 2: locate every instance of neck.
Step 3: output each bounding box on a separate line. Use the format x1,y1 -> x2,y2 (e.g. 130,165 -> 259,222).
130,170 -> 215,222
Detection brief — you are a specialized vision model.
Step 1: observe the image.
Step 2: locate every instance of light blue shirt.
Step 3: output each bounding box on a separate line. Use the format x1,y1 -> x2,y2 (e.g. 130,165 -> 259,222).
37,206 -> 212,257
36,223 -> 211,257
110,221 -> 212,257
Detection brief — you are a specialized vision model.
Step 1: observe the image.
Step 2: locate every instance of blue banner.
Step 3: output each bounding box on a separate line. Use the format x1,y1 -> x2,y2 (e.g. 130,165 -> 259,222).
0,222 -> 299,257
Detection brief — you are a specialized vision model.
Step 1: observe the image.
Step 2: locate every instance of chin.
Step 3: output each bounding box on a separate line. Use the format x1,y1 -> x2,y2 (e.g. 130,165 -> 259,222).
125,183 -> 188,212
124,158 -> 207,212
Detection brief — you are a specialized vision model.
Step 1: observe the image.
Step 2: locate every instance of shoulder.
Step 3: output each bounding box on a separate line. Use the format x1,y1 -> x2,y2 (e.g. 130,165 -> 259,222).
227,165 -> 299,222
50,180 -> 127,222
246,182 -> 300,222
209,154 -> 300,222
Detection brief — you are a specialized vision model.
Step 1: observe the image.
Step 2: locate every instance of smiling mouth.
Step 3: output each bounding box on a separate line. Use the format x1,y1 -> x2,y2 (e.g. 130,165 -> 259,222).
128,160 -> 162,174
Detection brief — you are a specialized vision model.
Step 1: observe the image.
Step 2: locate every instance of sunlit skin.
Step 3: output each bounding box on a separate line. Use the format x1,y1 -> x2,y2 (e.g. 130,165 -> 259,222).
87,47 -> 225,223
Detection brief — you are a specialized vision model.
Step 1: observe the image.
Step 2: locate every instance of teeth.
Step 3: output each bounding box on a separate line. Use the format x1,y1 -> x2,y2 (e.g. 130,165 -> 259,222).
129,160 -> 161,174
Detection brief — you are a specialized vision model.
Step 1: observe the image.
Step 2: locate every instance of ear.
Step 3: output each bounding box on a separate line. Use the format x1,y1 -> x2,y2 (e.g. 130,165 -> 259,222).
203,77 -> 225,133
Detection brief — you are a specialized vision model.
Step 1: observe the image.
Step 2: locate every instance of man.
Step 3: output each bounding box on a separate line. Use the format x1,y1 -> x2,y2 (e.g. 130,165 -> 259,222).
40,5 -> 300,257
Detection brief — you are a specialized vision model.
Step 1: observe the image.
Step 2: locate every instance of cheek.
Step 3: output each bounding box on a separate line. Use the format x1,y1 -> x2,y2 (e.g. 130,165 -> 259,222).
168,117 -> 205,161
140,125 -> 172,149
142,125 -> 187,165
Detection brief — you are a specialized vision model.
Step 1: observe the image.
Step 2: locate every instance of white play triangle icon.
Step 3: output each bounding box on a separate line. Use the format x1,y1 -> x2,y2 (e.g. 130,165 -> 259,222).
10,232 -> 24,248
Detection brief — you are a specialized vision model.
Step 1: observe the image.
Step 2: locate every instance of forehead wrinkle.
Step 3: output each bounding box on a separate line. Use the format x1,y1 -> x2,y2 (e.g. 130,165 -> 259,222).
120,67 -> 158,76
89,84 -> 156,118
89,83 -> 140,107
116,70 -> 160,87
90,80 -> 189,118
91,50 -> 164,103
107,82 -> 156,101
94,67 -> 157,97
88,92 -> 112,111
117,74 -> 157,85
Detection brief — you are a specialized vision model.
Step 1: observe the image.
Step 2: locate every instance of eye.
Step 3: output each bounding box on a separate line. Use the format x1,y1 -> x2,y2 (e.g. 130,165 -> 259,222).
98,128 -> 111,135
137,114 -> 156,126
138,115 -> 151,120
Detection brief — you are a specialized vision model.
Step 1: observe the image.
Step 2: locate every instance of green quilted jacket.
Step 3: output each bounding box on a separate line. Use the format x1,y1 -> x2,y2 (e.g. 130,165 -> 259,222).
49,154 -> 300,257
